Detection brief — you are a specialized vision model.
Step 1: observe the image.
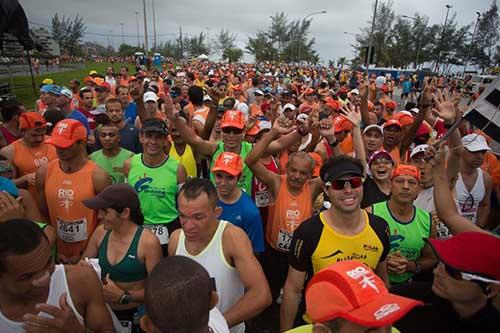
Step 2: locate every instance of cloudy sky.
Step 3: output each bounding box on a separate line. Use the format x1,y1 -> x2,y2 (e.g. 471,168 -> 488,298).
21,0 -> 496,63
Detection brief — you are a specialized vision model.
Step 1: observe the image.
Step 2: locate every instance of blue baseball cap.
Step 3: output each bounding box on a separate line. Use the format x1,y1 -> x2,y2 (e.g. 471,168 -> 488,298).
48,85 -> 62,95
40,84 -> 54,93
59,87 -> 73,99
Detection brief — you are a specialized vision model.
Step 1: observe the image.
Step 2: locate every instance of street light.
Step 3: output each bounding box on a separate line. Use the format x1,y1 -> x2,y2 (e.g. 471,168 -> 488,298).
401,15 -> 424,69
135,11 -> 140,47
435,4 -> 453,73
298,10 -> 327,63
205,27 -> 211,55
120,23 -> 124,45
463,12 -> 481,76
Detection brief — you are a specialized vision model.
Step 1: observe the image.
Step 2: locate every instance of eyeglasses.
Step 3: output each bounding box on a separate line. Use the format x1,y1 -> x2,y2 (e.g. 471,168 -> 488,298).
326,177 -> 363,190
443,262 -> 500,285
372,158 -> 392,166
222,127 -> 243,135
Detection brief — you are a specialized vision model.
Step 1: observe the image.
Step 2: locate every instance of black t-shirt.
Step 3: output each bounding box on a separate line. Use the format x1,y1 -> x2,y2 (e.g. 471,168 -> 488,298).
361,176 -> 390,209
391,281 -> 500,333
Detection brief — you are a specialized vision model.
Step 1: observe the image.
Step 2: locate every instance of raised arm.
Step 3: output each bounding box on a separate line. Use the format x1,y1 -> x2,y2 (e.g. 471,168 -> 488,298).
340,103 -> 366,169
129,79 -> 150,124
359,80 -> 372,127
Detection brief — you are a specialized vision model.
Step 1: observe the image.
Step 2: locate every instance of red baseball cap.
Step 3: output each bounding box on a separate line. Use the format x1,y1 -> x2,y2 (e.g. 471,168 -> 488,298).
391,164 -> 421,181
384,100 -> 397,110
368,150 -> 394,166
382,119 -> 402,130
45,119 -> 87,148
211,152 -> 243,176
333,116 -> 353,133
326,100 -> 341,111
426,232 -> 500,281
338,86 -> 350,94
19,112 -> 47,130
306,260 -> 422,326
221,110 -> 245,130
393,111 -> 414,126
305,88 -> 315,95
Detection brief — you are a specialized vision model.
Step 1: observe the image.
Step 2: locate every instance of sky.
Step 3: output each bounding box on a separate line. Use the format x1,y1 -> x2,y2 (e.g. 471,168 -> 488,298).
20,0 -> 496,63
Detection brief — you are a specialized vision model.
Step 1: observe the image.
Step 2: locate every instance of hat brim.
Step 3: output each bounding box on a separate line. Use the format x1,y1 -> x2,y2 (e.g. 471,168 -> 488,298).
221,122 -> 245,130
82,197 -> 111,210
140,127 -> 168,135
464,145 -> 491,152
44,137 -> 79,149
211,166 -> 241,176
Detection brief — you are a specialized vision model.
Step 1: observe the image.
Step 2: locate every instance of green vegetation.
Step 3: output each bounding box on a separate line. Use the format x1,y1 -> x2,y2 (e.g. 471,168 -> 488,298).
0,62 -> 134,109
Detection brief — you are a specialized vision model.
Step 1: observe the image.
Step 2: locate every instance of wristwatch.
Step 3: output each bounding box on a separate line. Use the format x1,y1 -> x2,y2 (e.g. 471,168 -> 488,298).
118,290 -> 132,305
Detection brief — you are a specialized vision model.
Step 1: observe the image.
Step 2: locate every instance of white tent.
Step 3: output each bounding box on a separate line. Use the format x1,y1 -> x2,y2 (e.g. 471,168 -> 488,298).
197,54 -> 209,61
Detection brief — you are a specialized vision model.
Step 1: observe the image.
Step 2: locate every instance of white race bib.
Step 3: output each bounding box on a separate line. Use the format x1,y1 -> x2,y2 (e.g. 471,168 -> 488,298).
255,190 -> 271,207
276,229 -> 293,252
56,218 -> 88,243
120,321 -> 132,333
144,224 -> 169,245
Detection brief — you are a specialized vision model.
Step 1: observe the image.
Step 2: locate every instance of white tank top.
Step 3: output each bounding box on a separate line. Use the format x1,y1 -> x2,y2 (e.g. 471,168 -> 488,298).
455,169 -> 485,224
176,220 -> 245,333
0,265 -> 84,333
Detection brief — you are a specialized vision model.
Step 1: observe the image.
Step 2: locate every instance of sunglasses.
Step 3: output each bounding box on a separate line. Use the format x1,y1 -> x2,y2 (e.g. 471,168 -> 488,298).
326,176 -> 363,190
443,262 -> 500,286
222,127 -> 243,135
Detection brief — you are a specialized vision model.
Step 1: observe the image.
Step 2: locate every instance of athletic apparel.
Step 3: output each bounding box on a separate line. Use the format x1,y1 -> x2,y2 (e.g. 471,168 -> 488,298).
372,201 -> 432,283
0,126 -> 19,145
0,176 -> 19,197
361,176 -> 390,208
456,169 -> 485,224
124,102 -> 137,125
176,220 -> 245,333
267,175 -> 312,253
415,186 -> 452,240
127,154 -> 179,245
0,265 -> 84,332
252,156 -> 279,208
66,109 -> 90,135
90,148 -> 134,184
209,307 -> 230,333
170,143 -> 197,178
45,160 -> 98,259
94,125 -> 141,154
289,211 -> 390,275
210,141 -> 253,194
218,191 -> 264,253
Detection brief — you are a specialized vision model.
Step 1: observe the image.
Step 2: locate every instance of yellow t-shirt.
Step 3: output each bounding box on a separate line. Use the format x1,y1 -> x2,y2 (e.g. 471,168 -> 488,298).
169,143 -> 197,178
286,324 -> 400,333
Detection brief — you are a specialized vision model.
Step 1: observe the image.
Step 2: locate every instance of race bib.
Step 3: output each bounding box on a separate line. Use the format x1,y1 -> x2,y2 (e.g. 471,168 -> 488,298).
276,229 -> 293,252
255,190 -> 271,207
144,224 -> 169,245
120,321 -> 132,333
462,213 -> 476,223
56,218 -> 87,243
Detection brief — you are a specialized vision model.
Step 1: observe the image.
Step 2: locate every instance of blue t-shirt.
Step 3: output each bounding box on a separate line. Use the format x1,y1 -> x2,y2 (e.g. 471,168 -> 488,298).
67,110 -> 90,135
218,192 -> 264,253
402,81 -> 413,94
0,176 -> 19,197
124,102 -> 137,125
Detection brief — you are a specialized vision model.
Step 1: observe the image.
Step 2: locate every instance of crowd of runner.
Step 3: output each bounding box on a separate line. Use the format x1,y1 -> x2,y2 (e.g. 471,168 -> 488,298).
0,61 -> 498,333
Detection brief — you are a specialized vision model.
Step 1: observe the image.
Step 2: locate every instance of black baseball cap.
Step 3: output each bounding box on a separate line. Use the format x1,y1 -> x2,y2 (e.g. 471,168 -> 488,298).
83,184 -> 140,212
320,158 -> 364,182
141,118 -> 168,136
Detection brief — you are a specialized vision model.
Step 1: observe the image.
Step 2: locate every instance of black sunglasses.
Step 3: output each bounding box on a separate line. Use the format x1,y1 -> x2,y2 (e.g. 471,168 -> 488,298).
222,127 -> 243,135
326,176 -> 363,190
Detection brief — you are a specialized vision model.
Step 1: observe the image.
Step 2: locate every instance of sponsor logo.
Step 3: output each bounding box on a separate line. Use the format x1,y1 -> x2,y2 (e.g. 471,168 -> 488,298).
320,249 -> 344,259
57,188 -> 74,212
374,303 -> 400,320
363,244 -> 379,253
34,156 -> 49,168
346,266 -> 380,293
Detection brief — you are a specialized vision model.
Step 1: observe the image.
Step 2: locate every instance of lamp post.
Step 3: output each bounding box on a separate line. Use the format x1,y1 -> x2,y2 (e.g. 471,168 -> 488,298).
152,0 -> 157,51
366,0 -> 379,76
205,27 -> 211,55
135,11 -> 140,47
142,0 -> 148,56
401,15 -> 423,70
298,10 -> 326,63
435,4 -> 453,73
120,23 -> 124,45
463,12 -> 481,76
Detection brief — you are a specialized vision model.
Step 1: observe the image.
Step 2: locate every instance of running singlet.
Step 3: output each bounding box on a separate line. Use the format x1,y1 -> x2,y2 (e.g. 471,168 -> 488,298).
169,143 -> 197,178
372,201 -> 431,283
98,227 -> 147,283
210,141 -> 253,194
455,169 -> 485,224
267,175 -> 312,252
45,160 -> 98,259
90,148 -> 134,184
289,211 -> 390,275
127,154 -> 179,224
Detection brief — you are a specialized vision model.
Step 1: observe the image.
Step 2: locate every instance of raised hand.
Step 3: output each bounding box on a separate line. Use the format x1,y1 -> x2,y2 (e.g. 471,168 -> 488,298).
339,102 -> 361,127
273,116 -> 295,135
161,94 -> 179,121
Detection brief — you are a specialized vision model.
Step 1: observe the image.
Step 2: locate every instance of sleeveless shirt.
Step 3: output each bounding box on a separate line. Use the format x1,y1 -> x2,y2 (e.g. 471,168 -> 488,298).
456,169 -> 485,224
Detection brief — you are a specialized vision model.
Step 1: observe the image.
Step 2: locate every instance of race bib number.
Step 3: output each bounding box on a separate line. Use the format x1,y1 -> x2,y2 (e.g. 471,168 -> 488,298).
56,218 -> 87,243
462,213 -> 476,223
120,321 -> 132,333
276,230 -> 293,252
144,224 -> 169,245
255,190 -> 271,207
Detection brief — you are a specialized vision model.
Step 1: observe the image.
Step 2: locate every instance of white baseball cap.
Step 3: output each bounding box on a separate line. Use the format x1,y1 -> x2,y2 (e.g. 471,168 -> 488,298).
409,144 -> 429,160
462,134 -> 491,152
363,124 -> 383,135
409,108 -> 420,114
203,94 -> 212,102
254,89 -> 264,96
350,88 -> 360,95
283,103 -> 296,111
143,91 -> 158,103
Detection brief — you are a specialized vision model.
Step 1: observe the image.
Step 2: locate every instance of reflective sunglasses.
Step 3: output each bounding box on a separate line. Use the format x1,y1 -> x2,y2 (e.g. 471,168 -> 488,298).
222,127 -> 243,135
443,263 -> 500,286
326,176 -> 363,190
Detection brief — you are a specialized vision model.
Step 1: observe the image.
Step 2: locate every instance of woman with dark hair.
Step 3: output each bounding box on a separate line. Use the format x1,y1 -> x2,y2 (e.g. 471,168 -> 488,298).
80,183 -> 162,332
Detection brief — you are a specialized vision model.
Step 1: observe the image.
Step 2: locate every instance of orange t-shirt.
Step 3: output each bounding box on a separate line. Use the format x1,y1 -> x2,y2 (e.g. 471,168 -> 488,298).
482,152 -> 500,185
388,146 -> 401,166
44,160 -> 98,259
249,103 -> 263,117
267,175 -> 312,252
339,134 -> 354,155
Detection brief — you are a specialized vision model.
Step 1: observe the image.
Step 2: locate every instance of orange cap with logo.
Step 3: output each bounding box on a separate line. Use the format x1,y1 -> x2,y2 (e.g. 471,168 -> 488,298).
393,111 -> 414,126
221,110 -> 245,130
391,164 -> 421,181
211,152 -> 243,176
19,112 -> 47,130
45,119 -> 87,148
333,116 -> 353,133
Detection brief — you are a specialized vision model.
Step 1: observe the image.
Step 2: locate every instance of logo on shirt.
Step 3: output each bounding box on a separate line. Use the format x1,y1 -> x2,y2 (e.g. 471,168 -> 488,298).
363,244 -> 379,253
57,188 -> 74,212
134,176 -> 167,198
33,156 -> 49,168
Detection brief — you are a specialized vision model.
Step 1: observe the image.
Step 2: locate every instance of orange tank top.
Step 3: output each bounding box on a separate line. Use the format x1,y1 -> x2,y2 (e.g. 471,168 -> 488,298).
13,139 -> 57,197
266,175 -> 312,252
44,160 -> 98,259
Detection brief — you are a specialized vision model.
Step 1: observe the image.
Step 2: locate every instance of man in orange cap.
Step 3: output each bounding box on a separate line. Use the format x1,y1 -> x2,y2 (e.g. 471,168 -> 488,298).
0,112 -> 57,199
36,119 -> 111,264
366,164 -> 437,284
211,152 -> 264,253
286,260 -> 422,332
298,88 -> 319,114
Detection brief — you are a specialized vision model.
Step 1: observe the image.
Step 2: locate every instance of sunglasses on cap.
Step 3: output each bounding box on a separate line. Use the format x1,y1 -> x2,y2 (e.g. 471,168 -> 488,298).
325,176 -> 363,190
222,127 -> 243,135
443,262 -> 500,286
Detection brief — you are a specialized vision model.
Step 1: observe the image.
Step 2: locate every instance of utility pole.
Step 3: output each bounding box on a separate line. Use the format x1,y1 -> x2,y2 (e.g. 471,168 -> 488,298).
179,26 -> 183,59
205,27 -> 211,55
463,12 -> 481,76
152,0 -> 157,51
120,23 -> 125,45
366,0 -> 379,76
135,11 -> 140,47
435,4 -> 452,73
143,0 -> 148,56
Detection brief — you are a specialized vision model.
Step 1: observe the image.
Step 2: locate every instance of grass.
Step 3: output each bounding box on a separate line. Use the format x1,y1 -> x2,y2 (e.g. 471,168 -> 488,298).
0,62 -> 136,109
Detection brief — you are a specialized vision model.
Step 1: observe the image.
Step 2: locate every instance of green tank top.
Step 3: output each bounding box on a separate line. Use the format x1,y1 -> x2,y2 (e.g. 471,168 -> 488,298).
127,154 -> 179,224
90,148 -> 134,184
209,141 -> 253,194
372,201 -> 432,284
98,227 -> 147,283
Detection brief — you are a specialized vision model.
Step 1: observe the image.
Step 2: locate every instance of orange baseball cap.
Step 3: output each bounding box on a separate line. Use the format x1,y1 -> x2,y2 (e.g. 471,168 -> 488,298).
391,164 -> 421,181
19,112 -> 47,130
92,77 -> 104,85
305,88 -> 315,95
326,100 -> 341,111
221,110 -> 245,130
232,84 -> 242,91
382,119 -> 402,130
333,116 -> 353,133
305,260 -> 422,326
384,100 -> 397,110
211,152 -> 243,176
45,119 -> 87,148
393,111 -> 414,126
